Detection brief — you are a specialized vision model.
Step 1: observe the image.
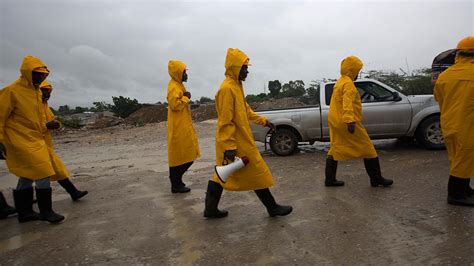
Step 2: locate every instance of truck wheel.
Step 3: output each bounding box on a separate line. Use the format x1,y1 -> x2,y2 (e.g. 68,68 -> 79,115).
415,115 -> 445,150
269,128 -> 298,156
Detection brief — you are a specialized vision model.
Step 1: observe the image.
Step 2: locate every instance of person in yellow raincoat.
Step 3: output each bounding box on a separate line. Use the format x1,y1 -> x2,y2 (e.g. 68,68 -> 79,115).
40,81 -> 88,201
203,48 -> 292,218
0,55 -> 64,223
167,60 -> 200,193
434,36 -> 474,206
325,56 -> 393,187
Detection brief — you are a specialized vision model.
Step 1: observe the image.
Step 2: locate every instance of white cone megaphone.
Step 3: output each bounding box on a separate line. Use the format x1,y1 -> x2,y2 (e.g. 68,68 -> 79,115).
215,156 -> 250,183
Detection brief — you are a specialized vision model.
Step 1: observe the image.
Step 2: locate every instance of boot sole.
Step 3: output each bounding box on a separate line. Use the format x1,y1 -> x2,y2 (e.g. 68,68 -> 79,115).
72,191 -> 89,201
203,211 -> 228,218
447,199 -> 474,207
269,207 -> 293,217
325,183 -> 345,187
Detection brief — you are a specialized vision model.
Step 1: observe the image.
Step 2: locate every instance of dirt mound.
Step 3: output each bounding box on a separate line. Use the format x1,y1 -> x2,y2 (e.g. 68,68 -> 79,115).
250,97 -> 307,110
192,104 -> 217,122
125,105 -> 168,125
88,116 -> 125,129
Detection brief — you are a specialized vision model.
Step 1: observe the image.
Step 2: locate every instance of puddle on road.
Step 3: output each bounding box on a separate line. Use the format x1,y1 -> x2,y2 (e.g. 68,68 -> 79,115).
0,232 -> 42,253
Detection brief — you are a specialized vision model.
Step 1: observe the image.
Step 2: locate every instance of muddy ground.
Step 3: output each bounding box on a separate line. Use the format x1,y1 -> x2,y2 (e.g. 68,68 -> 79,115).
0,121 -> 473,265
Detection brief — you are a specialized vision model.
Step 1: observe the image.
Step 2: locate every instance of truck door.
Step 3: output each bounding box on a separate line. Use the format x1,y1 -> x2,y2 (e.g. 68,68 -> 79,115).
355,81 -> 412,137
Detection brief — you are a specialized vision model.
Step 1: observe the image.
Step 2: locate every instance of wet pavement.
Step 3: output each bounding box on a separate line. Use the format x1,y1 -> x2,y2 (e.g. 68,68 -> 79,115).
0,121 -> 473,265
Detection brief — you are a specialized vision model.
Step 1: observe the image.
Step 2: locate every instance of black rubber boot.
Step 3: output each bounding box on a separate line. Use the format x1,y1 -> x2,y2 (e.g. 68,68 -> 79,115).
13,188 -> 39,223
364,157 -> 393,187
255,188 -> 293,217
170,176 -> 191,193
203,180 -> 228,218
325,156 -> 344,187
35,188 -> 65,224
58,179 -> 88,201
0,191 -> 16,219
447,176 -> 474,206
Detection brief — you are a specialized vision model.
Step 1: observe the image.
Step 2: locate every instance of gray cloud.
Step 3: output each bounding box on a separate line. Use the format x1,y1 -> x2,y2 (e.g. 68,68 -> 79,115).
1,0 -> 472,108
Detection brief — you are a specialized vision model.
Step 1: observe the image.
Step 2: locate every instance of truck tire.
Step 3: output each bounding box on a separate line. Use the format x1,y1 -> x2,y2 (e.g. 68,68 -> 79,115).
269,128 -> 298,156
415,115 -> 445,150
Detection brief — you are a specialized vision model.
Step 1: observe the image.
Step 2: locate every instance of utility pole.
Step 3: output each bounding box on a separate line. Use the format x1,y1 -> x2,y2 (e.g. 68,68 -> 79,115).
405,57 -> 411,76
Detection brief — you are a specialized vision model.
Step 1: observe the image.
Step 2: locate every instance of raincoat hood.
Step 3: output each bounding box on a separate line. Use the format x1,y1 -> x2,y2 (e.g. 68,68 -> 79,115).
20,55 -> 49,85
340,56 -> 363,81
456,36 -> 474,50
168,60 -> 186,83
225,48 -> 249,80
40,80 -> 53,92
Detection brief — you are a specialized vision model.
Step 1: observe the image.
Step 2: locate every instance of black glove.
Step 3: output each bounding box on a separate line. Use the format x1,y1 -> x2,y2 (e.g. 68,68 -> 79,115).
183,91 -> 191,99
347,123 -> 356,134
224,150 -> 237,163
0,143 -> 6,160
46,120 -> 61,130
266,121 -> 276,133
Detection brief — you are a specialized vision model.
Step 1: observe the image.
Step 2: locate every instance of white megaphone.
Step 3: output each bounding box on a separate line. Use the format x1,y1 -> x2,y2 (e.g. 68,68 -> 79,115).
215,156 -> 250,183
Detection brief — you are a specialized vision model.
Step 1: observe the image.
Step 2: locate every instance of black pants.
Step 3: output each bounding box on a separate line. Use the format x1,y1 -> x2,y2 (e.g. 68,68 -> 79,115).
169,161 -> 194,187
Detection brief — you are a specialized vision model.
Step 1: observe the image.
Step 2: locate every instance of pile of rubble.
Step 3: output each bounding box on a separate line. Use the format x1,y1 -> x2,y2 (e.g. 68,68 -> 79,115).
250,97 -> 307,110
125,105 -> 168,125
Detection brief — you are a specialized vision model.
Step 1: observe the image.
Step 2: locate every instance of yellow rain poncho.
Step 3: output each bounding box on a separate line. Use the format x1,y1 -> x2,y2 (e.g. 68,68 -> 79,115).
434,42 -> 474,178
0,55 -> 55,180
167,60 -> 200,167
40,81 -> 70,181
212,48 -> 274,191
328,56 -> 377,160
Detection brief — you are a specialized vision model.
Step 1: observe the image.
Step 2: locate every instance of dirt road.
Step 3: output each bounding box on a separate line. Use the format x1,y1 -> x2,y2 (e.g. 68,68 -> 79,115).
1,121 -> 473,264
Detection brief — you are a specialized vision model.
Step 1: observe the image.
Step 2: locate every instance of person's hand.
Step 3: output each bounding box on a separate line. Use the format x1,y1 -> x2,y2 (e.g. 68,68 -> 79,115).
46,120 -> 61,130
347,122 -> 356,134
0,143 -> 6,160
266,121 -> 276,133
183,91 -> 191,99
224,150 -> 237,163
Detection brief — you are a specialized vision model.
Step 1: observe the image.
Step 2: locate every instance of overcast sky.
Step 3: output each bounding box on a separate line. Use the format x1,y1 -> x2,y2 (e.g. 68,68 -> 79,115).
1,0 -> 473,108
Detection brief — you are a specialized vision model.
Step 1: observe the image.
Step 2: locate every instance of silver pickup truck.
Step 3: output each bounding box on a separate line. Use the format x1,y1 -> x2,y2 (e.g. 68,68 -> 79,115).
251,79 -> 443,156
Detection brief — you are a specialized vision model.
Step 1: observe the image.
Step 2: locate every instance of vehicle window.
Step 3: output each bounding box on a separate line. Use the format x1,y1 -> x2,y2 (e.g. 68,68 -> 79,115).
325,84 -> 334,105
355,82 -> 394,102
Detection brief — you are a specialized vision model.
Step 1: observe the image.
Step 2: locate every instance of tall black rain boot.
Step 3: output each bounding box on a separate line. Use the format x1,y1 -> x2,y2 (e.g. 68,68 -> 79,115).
203,180 -> 228,218
0,191 -> 16,219
13,187 -> 39,223
36,187 -> 65,224
169,165 -> 191,194
325,156 -> 344,187
255,188 -> 293,217
58,179 -> 88,201
364,157 -> 393,187
447,176 -> 474,206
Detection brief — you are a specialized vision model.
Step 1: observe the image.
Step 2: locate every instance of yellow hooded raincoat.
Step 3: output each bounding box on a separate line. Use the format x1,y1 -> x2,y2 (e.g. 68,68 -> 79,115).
212,48 -> 274,191
328,56 -> 378,160
434,51 -> 474,178
40,81 -> 70,181
0,55 -> 55,180
167,60 -> 200,167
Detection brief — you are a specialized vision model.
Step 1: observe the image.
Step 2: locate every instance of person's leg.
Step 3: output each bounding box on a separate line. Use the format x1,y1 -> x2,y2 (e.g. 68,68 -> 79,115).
58,178 -> 88,201
35,177 -> 65,223
447,176 -> 474,206
13,178 -> 39,223
203,180 -> 228,218
169,163 -> 191,193
363,157 -> 393,187
178,161 -> 194,186
0,191 -> 16,219
325,155 -> 344,187
254,188 -> 292,217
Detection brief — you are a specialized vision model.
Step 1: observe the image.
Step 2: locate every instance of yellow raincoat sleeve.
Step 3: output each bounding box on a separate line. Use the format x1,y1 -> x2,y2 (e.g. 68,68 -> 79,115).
0,89 -> 15,143
168,89 -> 190,112
342,83 -> 357,124
245,102 -> 268,126
216,87 -> 237,151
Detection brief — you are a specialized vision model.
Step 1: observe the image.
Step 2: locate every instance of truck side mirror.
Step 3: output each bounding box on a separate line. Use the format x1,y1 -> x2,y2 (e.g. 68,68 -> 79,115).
392,91 -> 402,102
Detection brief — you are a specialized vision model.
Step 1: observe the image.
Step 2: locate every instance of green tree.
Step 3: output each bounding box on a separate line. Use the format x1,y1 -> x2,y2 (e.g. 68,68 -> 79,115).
91,101 -> 112,112
73,106 -> 88,114
364,68 -> 433,95
281,80 -> 305,97
245,93 -> 268,103
57,105 -> 72,115
111,96 -> 142,118
198,96 -> 213,104
268,80 -> 282,98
